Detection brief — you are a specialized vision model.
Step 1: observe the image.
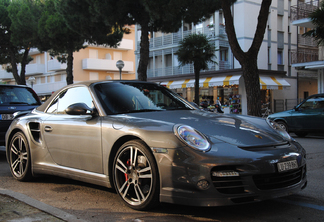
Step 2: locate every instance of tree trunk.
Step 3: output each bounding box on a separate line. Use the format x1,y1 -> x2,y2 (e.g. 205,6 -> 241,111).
220,0 -> 271,116
241,59 -> 262,116
194,66 -> 200,105
137,22 -> 149,81
9,48 -> 23,85
66,49 -> 74,85
19,48 -> 30,86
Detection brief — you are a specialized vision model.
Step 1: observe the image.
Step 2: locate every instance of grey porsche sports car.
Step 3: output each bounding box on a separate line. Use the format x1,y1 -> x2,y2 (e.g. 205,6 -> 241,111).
5,80 -> 307,210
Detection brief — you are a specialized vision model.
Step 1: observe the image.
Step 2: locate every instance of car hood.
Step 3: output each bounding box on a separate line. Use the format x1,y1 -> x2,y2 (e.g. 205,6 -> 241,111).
125,110 -> 287,147
268,109 -> 293,119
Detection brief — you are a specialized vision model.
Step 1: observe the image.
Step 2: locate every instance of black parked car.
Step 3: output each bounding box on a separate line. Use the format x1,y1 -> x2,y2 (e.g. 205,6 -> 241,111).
0,85 -> 41,146
268,93 -> 324,137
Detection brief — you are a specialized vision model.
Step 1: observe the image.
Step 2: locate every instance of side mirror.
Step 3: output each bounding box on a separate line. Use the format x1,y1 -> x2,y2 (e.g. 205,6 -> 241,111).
65,103 -> 96,115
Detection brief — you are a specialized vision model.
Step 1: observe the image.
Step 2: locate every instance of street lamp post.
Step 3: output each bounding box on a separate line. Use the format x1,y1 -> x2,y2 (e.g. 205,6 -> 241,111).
116,60 -> 125,80
28,76 -> 36,88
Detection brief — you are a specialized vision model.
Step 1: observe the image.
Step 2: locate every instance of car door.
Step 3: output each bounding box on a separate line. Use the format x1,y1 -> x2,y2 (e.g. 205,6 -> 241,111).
42,86 -> 103,173
290,95 -> 324,131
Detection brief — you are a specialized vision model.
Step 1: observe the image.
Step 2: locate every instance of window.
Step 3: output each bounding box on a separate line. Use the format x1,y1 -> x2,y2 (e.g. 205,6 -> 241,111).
89,49 -> 98,59
277,50 -> 283,65
220,48 -> 228,61
300,96 -> 324,110
46,87 -> 93,114
114,52 -> 122,60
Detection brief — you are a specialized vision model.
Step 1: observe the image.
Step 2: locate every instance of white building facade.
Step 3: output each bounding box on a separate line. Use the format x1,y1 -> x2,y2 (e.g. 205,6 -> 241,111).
135,0 -> 300,115
290,0 -> 324,98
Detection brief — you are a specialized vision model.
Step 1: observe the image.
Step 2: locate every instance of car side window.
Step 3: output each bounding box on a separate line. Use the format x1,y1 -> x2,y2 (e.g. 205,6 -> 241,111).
300,96 -> 324,110
46,87 -> 93,114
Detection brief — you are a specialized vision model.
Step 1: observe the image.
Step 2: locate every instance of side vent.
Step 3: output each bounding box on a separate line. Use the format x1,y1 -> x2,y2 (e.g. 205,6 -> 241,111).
29,122 -> 41,143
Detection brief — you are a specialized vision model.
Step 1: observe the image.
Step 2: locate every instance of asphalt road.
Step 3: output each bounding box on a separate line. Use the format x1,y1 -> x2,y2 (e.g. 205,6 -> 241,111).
0,133 -> 324,222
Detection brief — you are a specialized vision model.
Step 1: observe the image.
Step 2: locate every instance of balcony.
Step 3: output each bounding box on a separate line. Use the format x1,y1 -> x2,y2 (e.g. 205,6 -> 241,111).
25,63 -> 45,76
146,26 -> 223,50
48,59 -> 67,71
0,68 -> 13,79
147,63 -> 218,78
291,1 -> 319,27
85,38 -> 133,51
298,34 -> 318,47
291,48 -> 318,64
82,59 -> 134,72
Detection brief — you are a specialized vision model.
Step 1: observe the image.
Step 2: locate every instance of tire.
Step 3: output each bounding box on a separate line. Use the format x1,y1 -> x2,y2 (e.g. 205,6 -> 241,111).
295,132 -> 308,138
9,132 -> 32,181
112,140 -> 159,210
276,121 -> 288,132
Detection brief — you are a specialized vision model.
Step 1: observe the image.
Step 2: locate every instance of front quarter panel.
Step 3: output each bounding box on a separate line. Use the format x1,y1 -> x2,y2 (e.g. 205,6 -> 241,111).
101,115 -> 185,175
5,111 -> 49,165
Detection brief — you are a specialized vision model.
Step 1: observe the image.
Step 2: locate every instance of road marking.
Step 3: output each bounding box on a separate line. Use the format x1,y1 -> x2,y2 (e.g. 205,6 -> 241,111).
277,199 -> 324,211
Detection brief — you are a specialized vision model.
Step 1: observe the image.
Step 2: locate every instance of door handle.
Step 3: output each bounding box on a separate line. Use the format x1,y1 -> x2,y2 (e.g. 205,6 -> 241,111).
44,126 -> 52,132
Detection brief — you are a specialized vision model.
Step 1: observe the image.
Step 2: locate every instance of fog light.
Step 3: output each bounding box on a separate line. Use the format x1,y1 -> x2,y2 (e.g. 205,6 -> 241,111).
212,171 -> 239,177
197,180 -> 210,190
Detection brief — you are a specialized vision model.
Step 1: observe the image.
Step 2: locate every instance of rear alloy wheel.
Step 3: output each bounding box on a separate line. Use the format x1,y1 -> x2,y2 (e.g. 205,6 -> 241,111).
9,132 -> 32,181
113,140 -> 159,210
277,121 -> 288,132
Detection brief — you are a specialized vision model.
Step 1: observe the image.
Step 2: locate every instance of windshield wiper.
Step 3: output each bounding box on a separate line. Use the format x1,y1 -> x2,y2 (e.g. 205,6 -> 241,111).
9,102 -> 29,105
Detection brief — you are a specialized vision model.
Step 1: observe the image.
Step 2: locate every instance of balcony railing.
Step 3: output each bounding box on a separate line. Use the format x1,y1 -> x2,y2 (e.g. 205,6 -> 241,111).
25,63 -> 45,76
144,26 -> 224,50
147,62 -> 222,78
82,58 -> 134,72
48,59 -> 67,71
291,48 -> 319,64
291,1 -> 319,22
298,34 -> 318,47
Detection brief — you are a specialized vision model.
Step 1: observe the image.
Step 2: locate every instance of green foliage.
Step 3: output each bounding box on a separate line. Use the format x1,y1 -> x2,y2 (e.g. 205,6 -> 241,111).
176,33 -> 217,104
303,1 -> 324,45
8,0 -> 42,46
54,0 -> 127,47
176,34 -> 217,71
0,0 -> 43,85
38,0 -> 84,57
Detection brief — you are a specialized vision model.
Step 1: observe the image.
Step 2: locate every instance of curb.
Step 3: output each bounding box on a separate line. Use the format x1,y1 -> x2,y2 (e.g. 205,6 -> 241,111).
0,188 -> 87,222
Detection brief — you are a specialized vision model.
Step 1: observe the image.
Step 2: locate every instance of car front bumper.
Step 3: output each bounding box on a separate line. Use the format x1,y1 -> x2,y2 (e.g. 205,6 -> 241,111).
153,141 -> 307,206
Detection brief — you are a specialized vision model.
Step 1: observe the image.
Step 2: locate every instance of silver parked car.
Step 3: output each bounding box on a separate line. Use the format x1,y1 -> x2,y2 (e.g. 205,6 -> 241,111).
6,80 -> 307,210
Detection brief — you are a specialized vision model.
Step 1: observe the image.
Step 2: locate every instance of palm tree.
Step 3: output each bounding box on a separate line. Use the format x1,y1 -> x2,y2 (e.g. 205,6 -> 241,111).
303,1 -> 324,45
176,34 -> 217,104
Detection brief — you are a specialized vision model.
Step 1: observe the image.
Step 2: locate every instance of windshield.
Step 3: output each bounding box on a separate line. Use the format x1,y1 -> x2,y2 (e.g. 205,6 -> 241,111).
0,86 -> 41,106
94,82 -> 194,114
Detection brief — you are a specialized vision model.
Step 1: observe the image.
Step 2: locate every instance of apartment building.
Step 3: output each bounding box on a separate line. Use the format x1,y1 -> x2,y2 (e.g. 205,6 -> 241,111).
136,0 -> 299,115
0,26 -> 136,100
290,0 -> 324,99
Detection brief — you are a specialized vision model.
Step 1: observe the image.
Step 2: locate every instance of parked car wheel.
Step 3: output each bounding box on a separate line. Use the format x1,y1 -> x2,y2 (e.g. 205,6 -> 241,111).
9,132 -> 32,181
295,132 -> 308,138
276,121 -> 288,132
113,140 -> 159,210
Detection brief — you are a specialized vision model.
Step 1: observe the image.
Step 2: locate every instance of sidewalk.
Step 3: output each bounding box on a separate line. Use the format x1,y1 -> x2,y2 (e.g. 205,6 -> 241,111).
0,188 -> 86,222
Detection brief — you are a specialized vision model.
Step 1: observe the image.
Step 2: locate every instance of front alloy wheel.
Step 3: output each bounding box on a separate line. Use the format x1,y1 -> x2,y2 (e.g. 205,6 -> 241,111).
113,140 -> 159,210
9,132 -> 32,181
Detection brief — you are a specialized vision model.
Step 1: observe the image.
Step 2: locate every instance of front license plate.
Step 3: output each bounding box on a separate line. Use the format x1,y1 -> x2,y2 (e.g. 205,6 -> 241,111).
0,114 -> 14,120
277,160 -> 298,172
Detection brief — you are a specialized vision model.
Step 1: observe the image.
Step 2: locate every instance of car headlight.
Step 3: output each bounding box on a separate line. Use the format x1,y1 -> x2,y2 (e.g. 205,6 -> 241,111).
266,119 -> 292,141
174,125 -> 210,152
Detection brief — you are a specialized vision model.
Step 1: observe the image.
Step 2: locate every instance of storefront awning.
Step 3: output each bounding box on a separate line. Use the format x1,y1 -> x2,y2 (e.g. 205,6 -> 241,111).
259,76 -> 290,90
160,75 -> 290,90
161,75 -> 240,89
